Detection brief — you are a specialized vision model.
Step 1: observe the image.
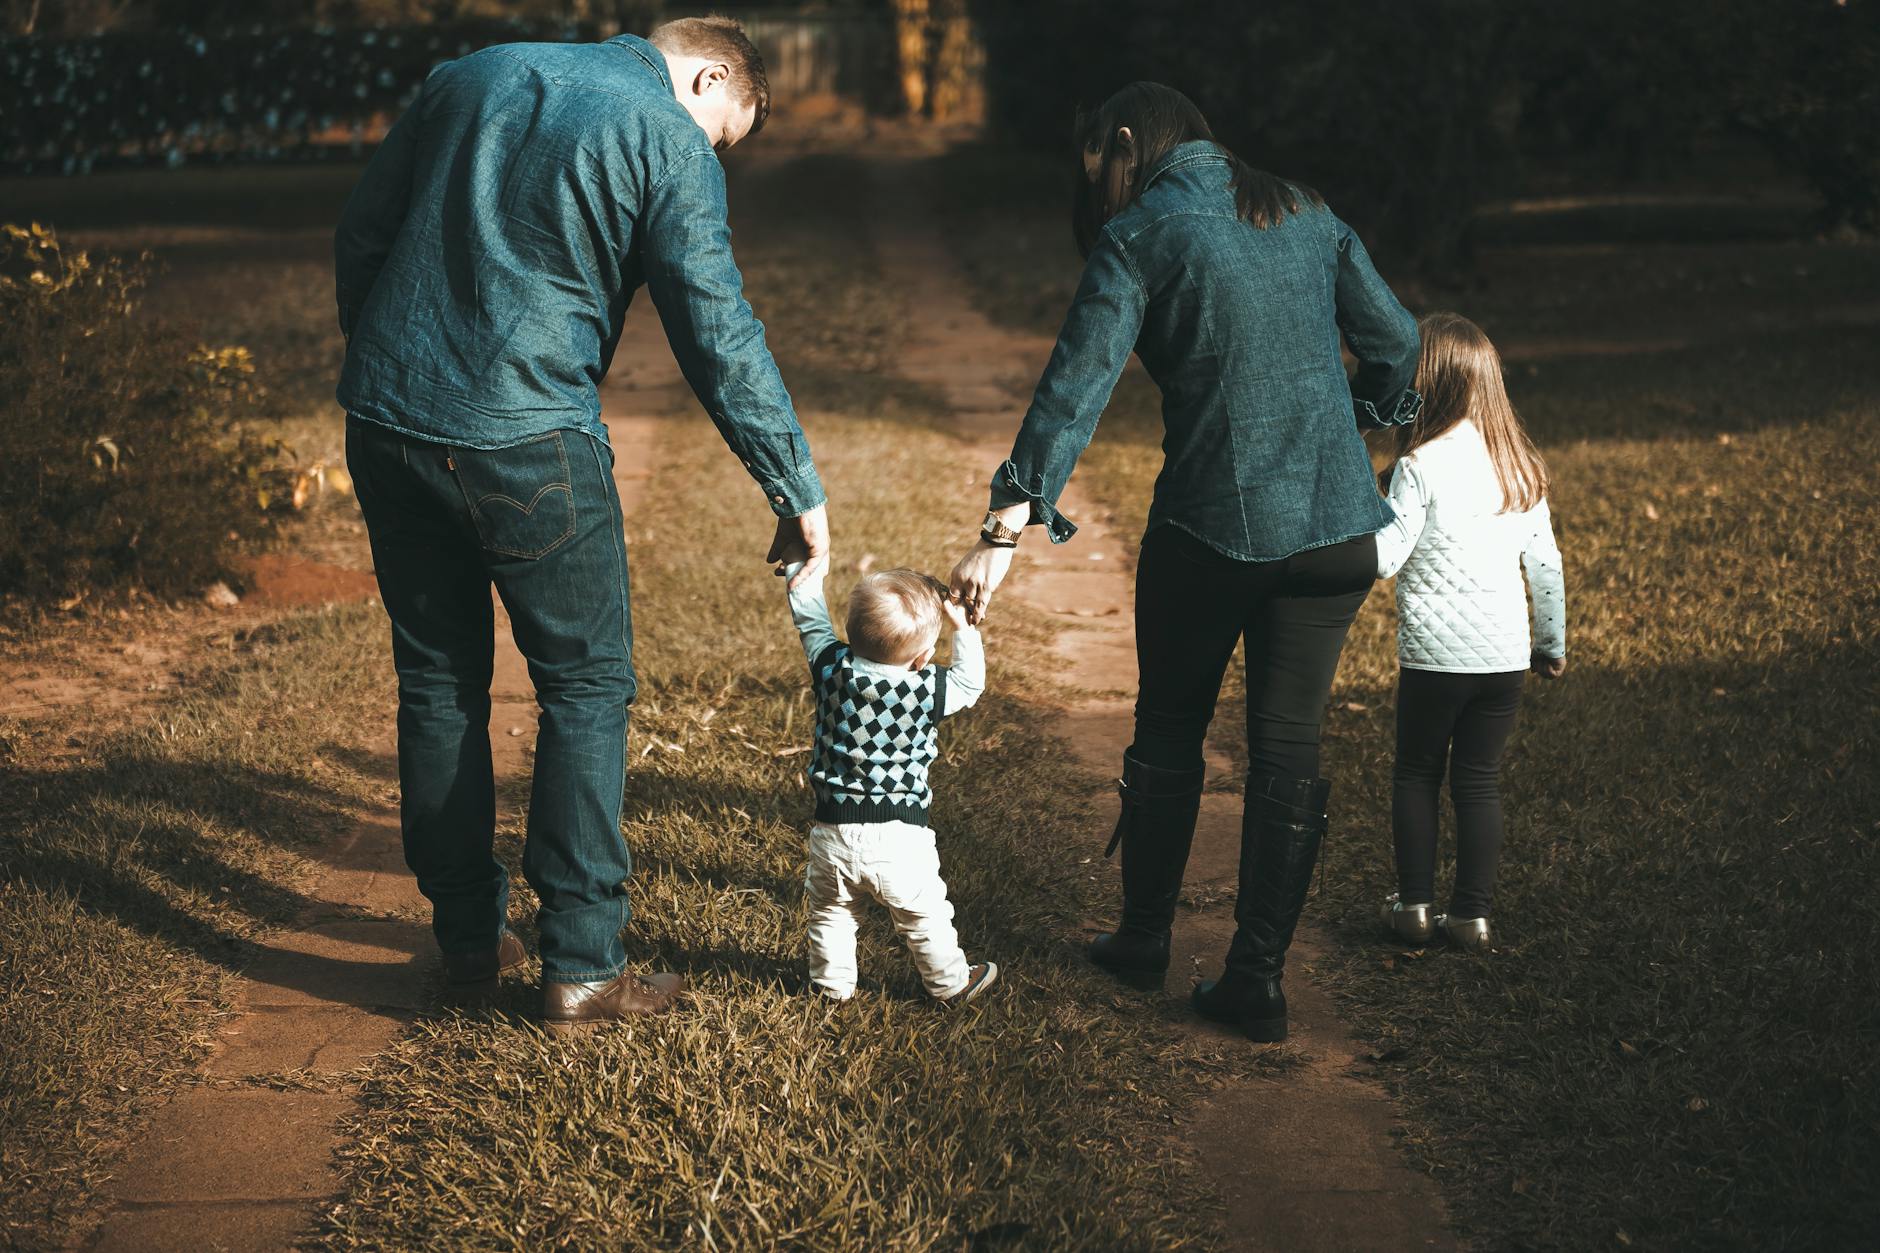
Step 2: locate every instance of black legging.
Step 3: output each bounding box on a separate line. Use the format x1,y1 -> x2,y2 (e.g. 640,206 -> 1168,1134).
1131,526 -> 1376,779
1391,667 -> 1525,918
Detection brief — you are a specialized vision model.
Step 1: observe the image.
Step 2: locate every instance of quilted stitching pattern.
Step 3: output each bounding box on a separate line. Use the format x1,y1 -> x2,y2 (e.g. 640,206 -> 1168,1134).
1393,426 -> 1562,673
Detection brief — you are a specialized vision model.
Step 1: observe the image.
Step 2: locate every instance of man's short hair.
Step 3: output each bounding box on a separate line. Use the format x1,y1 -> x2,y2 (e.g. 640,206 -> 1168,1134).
649,16 -> 771,136
846,569 -> 947,666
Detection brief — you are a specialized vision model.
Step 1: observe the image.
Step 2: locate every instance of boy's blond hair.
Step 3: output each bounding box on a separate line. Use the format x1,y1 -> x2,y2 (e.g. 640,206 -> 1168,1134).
846,569 -> 947,665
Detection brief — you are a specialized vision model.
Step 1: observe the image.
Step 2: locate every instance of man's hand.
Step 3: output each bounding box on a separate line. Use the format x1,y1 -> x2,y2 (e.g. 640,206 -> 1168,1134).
769,503 -> 830,590
1531,652 -> 1566,680
949,539 -> 1016,626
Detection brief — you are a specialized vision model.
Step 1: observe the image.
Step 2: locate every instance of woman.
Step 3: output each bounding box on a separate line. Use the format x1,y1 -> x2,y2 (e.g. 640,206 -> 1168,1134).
949,83 -> 1420,1042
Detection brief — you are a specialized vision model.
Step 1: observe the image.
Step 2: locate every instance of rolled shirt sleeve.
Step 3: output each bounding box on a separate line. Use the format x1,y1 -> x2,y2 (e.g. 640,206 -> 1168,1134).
782,562 -> 839,667
1333,216 -> 1422,430
989,230 -> 1148,543
641,148 -> 825,518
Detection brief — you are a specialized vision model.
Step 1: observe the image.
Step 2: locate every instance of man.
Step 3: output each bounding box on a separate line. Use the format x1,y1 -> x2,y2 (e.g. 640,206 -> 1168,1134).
334,17 -> 829,1031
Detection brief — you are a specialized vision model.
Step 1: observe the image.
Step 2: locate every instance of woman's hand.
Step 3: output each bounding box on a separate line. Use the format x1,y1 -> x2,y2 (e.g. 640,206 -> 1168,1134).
949,539 -> 1016,625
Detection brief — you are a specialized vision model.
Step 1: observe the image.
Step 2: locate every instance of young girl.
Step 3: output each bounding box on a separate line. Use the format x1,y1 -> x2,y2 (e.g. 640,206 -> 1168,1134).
1375,312 -> 1566,950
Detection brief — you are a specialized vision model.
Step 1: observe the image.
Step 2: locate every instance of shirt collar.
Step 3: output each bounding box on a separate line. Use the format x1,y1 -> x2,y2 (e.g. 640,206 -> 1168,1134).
1140,140 -> 1228,192
852,653 -> 921,682
605,33 -> 672,91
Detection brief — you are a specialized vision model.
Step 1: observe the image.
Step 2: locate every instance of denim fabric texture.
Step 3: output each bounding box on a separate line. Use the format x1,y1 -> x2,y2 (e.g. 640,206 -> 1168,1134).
991,141 -> 1422,562
335,34 -> 823,518
346,417 -> 637,982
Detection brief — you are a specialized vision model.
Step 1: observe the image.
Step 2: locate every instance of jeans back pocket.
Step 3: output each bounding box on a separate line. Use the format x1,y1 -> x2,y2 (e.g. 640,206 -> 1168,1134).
450,432 -> 577,560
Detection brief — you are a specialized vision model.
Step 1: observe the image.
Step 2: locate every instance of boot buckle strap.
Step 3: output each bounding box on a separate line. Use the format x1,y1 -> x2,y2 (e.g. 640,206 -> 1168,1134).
1105,777 -> 1130,857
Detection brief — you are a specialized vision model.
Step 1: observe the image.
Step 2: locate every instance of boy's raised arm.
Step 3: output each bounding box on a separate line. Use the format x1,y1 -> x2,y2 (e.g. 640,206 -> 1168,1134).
782,562 -> 838,666
938,604 -> 985,717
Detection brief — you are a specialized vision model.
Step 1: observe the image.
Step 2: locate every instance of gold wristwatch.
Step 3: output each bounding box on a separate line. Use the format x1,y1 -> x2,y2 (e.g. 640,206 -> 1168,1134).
980,512 -> 1022,548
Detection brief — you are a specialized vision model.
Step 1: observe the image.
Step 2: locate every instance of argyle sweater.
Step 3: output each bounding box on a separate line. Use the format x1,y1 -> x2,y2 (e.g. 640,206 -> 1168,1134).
785,567 -> 984,825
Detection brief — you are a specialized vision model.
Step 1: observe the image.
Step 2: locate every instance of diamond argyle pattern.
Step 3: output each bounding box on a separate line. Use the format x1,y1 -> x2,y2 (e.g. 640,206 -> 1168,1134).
808,645 -> 942,821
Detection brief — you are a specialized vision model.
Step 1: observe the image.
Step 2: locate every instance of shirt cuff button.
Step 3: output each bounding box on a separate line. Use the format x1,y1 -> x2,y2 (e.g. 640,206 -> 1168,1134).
772,495 -> 785,504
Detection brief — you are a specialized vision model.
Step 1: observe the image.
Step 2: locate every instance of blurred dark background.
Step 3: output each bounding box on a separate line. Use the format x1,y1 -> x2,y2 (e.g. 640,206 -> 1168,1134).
5,0 -> 1877,267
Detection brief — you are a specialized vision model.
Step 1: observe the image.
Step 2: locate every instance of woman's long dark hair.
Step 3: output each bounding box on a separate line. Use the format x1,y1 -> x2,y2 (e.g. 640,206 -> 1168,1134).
1073,81 -> 1321,258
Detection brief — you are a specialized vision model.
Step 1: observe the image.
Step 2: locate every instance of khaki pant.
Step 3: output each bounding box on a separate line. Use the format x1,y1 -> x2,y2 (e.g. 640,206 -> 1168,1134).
804,820 -> 971,1000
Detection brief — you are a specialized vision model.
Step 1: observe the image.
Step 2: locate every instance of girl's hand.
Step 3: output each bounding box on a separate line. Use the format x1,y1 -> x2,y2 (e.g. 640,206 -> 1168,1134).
1531,652 -> 1566,680
949,540 -> 1016,625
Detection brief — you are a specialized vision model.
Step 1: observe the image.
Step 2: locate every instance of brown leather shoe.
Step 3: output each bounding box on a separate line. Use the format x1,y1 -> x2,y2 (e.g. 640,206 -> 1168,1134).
442,929 -> 528,987
542,970 -> 687,1033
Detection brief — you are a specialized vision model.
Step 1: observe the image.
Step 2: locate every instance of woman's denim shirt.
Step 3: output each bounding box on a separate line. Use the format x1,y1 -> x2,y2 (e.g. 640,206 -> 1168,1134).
991,142 -> 1420,561
334,35 -> 822,518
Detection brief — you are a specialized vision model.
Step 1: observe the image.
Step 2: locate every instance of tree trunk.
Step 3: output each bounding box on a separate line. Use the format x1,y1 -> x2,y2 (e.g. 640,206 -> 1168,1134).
927,0 -> 981,123
889,0 -> 930,117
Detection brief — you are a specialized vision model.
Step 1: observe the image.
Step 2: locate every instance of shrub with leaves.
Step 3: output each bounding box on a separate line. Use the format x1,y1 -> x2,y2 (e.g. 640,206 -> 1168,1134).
0,222 -> 283,604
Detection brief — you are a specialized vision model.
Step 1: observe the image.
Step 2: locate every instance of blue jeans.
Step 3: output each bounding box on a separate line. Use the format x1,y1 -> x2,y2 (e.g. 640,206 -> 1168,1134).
346,417 -> 634,982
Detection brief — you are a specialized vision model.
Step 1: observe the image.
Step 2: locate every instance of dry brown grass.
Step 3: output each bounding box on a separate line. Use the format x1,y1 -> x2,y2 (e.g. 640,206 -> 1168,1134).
315,151 -> 1225,1251
0,603 -> 396,1245
938,145 -> 1880,1250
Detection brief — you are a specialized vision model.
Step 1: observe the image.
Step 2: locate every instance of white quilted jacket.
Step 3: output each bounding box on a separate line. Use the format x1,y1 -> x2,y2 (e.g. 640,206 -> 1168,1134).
1375,420 -> 1566,672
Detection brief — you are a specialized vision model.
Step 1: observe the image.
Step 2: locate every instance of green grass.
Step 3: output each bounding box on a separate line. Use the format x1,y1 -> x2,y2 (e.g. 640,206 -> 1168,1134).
935,146 -> 1880,1250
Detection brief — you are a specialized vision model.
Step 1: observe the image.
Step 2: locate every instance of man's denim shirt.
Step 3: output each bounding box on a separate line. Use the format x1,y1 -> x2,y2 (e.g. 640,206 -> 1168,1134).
334,35 -> 822,517
991,141 -> 1420,561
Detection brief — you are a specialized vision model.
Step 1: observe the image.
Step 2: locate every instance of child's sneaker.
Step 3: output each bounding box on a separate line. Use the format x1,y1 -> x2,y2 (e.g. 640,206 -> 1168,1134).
942,962 -> 999,1006
1435,914 -> 1492,951
1379,893 -> 1435,944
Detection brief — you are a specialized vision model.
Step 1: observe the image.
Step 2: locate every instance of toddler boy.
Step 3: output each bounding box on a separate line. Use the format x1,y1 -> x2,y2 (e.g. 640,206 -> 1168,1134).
782,562 -> 998,1004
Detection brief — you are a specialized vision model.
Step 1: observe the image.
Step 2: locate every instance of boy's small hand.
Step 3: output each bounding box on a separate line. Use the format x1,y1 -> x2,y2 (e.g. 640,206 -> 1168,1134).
1531,652 -> 1566,680
940,596 -> 971,633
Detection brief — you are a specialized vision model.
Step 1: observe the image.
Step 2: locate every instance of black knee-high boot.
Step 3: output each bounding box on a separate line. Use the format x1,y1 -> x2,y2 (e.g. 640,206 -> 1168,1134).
1192,774 -> 1330,1041
1087,750 -> 1204,989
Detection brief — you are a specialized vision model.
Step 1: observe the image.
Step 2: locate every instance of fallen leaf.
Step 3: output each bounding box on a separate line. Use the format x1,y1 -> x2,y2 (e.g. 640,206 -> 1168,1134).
1643,502 -> 1660,521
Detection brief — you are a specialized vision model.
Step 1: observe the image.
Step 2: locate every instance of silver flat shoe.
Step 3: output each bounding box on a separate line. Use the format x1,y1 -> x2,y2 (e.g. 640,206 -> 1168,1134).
1379,893 -> 1434,944
1436,914 -> 1492,951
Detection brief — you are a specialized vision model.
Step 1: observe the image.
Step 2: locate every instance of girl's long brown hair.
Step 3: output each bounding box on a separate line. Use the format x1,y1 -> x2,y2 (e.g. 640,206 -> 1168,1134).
1393,312 -> 1549,513
1073,81 -> 1321,259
